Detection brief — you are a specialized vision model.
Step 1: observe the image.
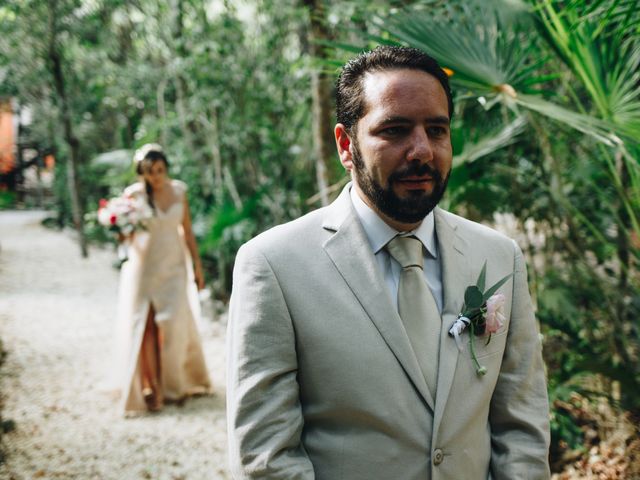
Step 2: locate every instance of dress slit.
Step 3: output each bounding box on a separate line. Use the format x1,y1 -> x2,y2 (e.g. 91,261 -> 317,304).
140,302 -> 162,410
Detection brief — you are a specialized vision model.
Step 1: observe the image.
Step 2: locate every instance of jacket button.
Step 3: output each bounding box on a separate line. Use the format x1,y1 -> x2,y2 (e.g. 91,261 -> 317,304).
433,448 -> 444,465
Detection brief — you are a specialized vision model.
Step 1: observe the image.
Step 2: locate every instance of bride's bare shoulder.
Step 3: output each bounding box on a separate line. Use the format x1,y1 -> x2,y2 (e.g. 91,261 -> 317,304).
123,182 -> 145,197
171,179 -> 188,196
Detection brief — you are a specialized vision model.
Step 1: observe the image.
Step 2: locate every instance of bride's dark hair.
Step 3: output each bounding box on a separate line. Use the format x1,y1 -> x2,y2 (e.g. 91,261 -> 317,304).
135,148 -> 169,213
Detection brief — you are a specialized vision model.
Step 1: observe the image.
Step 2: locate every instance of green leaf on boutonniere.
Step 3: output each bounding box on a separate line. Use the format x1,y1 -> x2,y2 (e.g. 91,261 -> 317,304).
482,273 -> 514,302
476,261 -> 487,292
464,285 -> 484,309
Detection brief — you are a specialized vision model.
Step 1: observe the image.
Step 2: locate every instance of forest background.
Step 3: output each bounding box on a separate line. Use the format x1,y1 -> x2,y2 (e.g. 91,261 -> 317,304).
1,0 -> 638,477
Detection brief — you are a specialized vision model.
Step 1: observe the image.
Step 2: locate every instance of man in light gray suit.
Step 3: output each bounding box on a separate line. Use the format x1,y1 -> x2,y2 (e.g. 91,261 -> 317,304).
227,46 -> 550,479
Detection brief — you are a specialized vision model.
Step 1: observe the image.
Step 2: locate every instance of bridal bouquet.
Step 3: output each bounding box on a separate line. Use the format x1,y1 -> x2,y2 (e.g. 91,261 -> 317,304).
97,194 -> 153,263
97,194 -> 153,236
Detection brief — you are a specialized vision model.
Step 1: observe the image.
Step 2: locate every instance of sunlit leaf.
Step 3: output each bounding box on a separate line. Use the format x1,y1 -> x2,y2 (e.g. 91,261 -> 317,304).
453,116 -> 526,166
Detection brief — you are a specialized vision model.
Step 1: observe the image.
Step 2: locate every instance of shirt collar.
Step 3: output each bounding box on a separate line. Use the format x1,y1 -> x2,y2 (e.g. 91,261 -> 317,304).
349,184 -> 438,258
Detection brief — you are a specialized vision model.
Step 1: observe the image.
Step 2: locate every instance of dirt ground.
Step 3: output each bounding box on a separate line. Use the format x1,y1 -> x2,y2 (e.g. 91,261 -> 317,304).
0,210 -> 231,480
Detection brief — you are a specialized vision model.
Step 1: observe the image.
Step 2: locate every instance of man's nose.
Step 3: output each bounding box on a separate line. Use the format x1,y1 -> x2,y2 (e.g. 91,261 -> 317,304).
406,128 -> 433,163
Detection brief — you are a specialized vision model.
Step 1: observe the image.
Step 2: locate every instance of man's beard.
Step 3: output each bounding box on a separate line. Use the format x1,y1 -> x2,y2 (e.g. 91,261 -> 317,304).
351,140 -> 449,225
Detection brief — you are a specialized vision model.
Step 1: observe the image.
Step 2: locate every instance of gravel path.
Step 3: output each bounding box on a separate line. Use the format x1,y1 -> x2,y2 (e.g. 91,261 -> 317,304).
0,211 -> 231,480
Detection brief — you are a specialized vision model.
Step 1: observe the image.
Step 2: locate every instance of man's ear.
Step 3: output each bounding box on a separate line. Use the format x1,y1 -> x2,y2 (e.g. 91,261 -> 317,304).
334,124 -> 354,172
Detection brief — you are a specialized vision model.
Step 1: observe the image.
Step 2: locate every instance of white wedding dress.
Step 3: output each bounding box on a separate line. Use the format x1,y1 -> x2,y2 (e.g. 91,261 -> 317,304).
111,179 -> 211,413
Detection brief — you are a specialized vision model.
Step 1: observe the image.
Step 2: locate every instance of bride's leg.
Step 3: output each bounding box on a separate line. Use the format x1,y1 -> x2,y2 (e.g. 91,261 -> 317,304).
140,305 -> 163,410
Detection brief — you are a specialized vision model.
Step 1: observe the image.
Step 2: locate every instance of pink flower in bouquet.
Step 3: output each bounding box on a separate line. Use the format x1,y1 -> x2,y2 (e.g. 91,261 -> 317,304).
485,293 -> 506,334
99,198 -> 108,208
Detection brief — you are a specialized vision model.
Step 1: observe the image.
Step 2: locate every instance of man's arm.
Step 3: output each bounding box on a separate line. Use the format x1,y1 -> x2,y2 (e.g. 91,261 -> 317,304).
227,243 -> 315,479
489,241 -> 551,480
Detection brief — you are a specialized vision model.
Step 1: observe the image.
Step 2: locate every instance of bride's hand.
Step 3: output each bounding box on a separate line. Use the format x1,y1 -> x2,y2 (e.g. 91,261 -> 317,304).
117,231 -> 135,243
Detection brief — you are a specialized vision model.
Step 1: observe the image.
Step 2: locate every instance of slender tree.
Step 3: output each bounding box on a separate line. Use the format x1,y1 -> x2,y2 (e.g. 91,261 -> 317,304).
302,0 -> 335,206
46,0 -> 87,257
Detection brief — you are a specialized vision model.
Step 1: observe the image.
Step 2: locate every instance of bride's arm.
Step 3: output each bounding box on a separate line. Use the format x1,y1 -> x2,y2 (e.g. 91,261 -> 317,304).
182,196 -> 205,290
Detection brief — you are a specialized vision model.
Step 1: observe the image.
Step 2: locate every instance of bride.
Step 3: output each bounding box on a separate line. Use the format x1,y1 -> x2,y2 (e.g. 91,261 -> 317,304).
112,143 -> 212,413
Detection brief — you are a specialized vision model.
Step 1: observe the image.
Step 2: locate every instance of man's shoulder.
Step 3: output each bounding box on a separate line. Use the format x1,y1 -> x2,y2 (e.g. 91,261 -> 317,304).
436,208 -> 516,249
242,206 -> 328,256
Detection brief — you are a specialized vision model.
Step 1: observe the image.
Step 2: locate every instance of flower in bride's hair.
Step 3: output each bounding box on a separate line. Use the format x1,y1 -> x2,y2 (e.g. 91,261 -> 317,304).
134,143 -> 163,164
485,293 -> 506,334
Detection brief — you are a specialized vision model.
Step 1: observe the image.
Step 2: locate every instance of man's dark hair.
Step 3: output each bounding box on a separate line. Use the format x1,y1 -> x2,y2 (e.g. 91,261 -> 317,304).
335,45 -> 453,133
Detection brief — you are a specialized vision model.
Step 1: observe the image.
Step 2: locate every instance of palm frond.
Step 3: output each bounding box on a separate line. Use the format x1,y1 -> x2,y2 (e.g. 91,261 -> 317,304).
453,116 -> 526,166
569,0 -> 640,39
535,0 -> 640,142
377,5 -> 520,92
378,2 -> 628,146
514,93 -> 622,146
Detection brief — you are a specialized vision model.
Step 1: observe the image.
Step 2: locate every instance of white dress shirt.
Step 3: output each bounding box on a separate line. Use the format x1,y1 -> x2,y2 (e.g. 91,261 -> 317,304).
350,186 -> 444,313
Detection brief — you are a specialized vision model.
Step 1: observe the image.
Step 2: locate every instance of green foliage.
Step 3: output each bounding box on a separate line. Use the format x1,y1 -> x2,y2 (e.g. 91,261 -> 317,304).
548,385 -> 584,453
1,0 -> 340,291
0,191 -> 16,209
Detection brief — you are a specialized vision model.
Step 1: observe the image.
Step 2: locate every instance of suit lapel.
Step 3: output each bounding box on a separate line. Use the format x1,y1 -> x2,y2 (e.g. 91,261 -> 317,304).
322,187 -> 435,409
432,207 -> 471,427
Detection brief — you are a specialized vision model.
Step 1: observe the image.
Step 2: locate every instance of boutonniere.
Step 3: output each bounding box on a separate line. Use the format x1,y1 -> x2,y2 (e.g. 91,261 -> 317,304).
448,261 -> 513,376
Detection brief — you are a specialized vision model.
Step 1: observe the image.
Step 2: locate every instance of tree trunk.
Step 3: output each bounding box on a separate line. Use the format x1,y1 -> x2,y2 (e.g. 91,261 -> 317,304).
47,0 -> 87,257
303,0 -> 334,206
199,109 -> 225,207
614,149 -> 632,368
172,0 -> 213,198
15,103 -> 25,205
156,78 -> 169,147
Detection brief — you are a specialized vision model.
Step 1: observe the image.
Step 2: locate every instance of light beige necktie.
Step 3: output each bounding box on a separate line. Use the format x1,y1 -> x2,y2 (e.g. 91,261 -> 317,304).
386,235 -> 441,396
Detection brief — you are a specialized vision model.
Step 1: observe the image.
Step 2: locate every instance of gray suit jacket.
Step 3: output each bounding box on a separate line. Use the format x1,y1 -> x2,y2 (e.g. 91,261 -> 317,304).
227,185 -> 550,479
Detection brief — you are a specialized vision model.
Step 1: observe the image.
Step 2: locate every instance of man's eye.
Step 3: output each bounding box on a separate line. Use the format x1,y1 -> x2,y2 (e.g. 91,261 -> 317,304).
427,126 -> 448,137
381,126 -> 406,136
